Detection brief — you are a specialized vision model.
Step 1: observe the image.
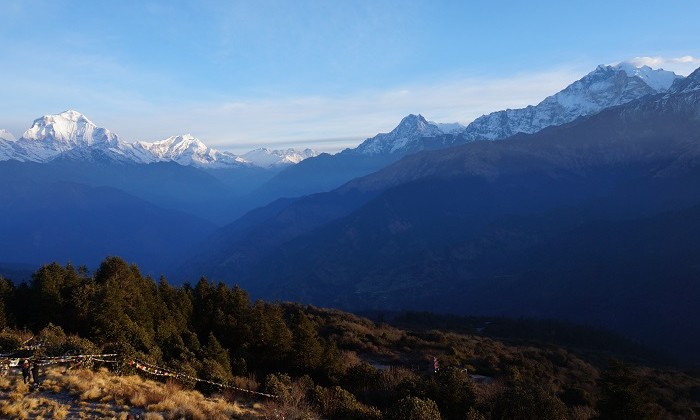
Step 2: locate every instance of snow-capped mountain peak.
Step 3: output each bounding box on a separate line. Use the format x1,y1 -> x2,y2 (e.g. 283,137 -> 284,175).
457,63 -> 685,143
349,64 -> 681,157
137,134 -> 246,168
613,62 -> 681,92
669,66 -> 700,94
393,114 -> 443,137
0,129 -> 16,141
354,114 -> 446,155
1,111 -> 322,168
431,121 -> 465,134
139,134 -> 208,158
241,147 -> 319,168
22,110 -> 119,148
7,110 -> 141,163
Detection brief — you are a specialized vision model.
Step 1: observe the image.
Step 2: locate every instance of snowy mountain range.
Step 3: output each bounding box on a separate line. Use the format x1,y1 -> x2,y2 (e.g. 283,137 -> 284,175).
0,111 -> 318,168
135,134 -> 246,168
458,63 -> 682,144
0,63 -> 685,169
350,62 -> 684,156
241,148 -> 318,168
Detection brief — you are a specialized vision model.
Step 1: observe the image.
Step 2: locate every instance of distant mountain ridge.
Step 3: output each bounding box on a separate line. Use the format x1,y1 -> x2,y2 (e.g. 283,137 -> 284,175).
0,63 -> 682,174
348,63 -> 682,157
0,128 -> 16,141
241,147 -> 319,168
0,111 -> 318,168
184,65 -> 700,365
455,63 -> 681,145
352,113 -> 447,155
136,134 -> 246,168
252,63 -> 684,200
3,110 -> 152,164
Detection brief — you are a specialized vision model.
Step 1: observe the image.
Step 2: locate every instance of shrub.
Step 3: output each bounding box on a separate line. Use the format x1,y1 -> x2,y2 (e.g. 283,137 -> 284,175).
0,329 -> 22,352
308,385 -> 380,420
491,386 -> 567,420
597,361 -> 663,420
385,396 -> 442,420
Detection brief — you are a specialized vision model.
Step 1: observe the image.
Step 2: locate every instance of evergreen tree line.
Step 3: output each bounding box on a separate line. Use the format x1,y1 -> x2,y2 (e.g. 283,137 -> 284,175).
0,257 -> 325,381
0,257 -> 682,419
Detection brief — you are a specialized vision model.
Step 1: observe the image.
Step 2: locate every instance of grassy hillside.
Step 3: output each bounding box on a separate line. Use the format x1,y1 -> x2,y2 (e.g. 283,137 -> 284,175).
0,366 -> 258,419
1,257 -> 699,419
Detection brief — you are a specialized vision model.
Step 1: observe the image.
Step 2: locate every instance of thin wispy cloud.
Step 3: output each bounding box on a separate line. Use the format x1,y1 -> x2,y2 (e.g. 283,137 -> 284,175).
99,68 -> 580,154
628,56 -> 700,75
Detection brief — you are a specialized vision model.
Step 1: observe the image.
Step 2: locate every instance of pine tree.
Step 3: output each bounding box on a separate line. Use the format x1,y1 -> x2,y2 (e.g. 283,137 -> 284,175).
386,397 -> 442,420
201,332 -> 233,385
91,257 -> 157,353
289,308 -> 324,374
249,301 -> 292,370
0,276 -> 13,328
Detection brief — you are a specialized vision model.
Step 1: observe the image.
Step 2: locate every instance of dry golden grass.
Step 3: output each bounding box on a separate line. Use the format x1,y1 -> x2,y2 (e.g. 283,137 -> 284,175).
230,373 -> 260,393
0,392 -> 71,420
0,366 -> 263,419
0,375 -> 12,390
61,367 -> 251,418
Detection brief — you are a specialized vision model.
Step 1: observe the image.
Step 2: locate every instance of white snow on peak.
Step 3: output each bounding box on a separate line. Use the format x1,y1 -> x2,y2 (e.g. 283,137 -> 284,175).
137,134 -> 246,168
459,63 -> 685,143
241,147 -> 319,168
355,114 -> 446,155
139,134 -> 208,159
0,138 -> 17,161
432,121 -> 465,134
350,62 -> 681,157
669,66 -> 700,94
614,62 -> 681,92
8,110 -> 144,163
22,110 -> 118,147
0,129 -> 16,141
0,111 -> 318,168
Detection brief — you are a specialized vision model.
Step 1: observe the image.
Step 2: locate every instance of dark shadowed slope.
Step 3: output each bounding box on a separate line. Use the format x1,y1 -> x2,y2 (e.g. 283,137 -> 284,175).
187,69 -> 700,365
0,180 -> 216,276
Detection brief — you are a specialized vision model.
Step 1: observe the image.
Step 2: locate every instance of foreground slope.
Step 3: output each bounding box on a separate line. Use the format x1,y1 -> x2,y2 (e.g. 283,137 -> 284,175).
0,367 -> 255,419
2,260 -> 700,419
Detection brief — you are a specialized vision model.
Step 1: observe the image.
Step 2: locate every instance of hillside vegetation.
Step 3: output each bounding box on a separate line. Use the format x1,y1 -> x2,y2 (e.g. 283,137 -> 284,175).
0,366 -> 255,419
1,257 -> 699,419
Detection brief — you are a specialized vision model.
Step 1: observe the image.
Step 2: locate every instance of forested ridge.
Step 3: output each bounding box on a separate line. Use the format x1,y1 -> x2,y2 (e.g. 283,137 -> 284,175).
1,257 -> 699,419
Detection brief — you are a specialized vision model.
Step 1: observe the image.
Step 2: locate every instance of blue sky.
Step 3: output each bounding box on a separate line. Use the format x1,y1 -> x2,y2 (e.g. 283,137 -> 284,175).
0,0 -> 698,153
